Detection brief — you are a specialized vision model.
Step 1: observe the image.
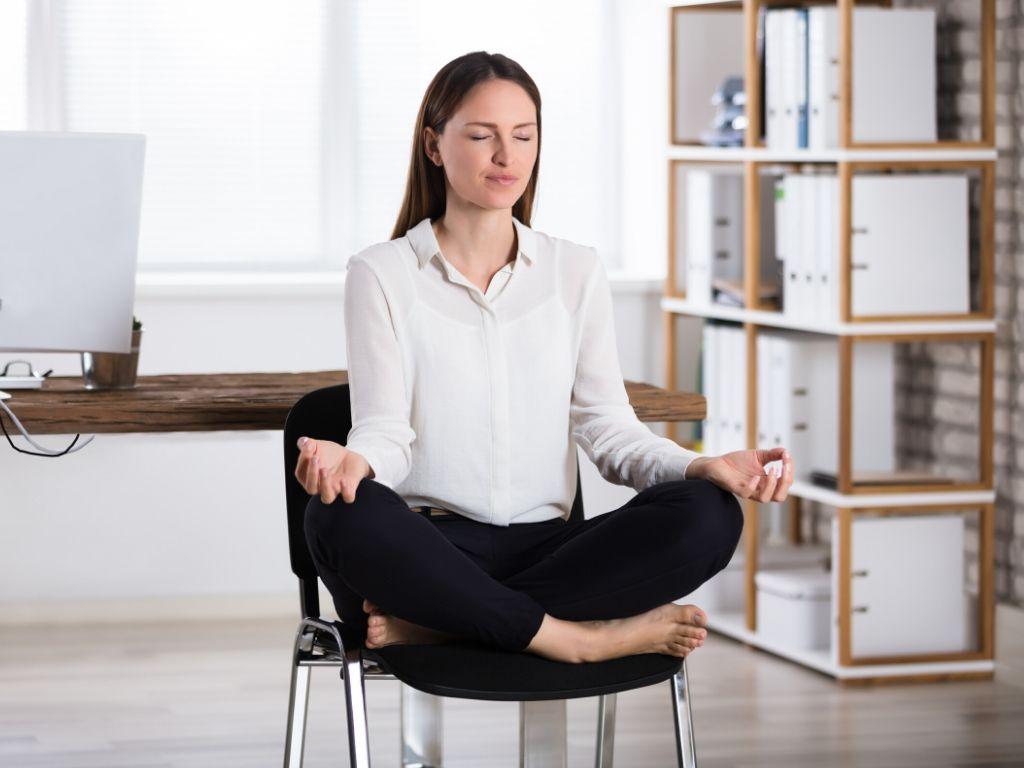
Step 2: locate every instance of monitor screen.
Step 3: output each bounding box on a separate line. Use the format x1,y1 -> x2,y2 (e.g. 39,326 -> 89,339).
0,131 -> 145,354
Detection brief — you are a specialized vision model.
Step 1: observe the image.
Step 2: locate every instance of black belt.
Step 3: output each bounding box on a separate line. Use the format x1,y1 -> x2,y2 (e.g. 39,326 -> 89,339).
410,505 -> 459,518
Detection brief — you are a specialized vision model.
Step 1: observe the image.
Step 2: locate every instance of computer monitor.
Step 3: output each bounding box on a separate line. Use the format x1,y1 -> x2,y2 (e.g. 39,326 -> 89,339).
0,131 -> 145,357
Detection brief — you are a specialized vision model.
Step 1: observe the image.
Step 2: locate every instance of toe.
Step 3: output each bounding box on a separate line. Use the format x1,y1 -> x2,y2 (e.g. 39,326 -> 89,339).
678,604 -> 706,625
679,625 -> 707,640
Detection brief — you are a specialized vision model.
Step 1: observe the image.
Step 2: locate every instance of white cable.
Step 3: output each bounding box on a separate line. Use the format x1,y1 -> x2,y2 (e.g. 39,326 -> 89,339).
0,397 -> 95,454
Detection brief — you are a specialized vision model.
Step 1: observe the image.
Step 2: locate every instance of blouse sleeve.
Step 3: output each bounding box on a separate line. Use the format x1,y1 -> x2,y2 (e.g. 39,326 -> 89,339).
342,256 -> 416,489
569,252 -> 704,490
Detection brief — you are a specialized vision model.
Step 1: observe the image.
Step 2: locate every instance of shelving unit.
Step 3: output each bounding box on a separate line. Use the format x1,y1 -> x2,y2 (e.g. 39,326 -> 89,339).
665,0 -> 997,684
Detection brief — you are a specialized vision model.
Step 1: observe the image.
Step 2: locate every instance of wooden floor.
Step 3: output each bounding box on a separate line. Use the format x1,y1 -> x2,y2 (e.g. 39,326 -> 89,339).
2,614 -> 1023,767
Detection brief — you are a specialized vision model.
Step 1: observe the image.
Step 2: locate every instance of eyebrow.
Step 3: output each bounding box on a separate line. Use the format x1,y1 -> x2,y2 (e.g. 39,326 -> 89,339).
464,122 -> 537,129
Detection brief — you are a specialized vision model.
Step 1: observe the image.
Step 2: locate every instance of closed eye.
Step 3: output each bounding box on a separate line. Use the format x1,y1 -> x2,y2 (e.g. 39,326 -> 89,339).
471,136 -> 532,141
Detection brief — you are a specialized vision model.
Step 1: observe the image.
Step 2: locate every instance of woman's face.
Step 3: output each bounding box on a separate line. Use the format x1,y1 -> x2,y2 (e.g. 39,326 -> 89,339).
424,78 -> 538,212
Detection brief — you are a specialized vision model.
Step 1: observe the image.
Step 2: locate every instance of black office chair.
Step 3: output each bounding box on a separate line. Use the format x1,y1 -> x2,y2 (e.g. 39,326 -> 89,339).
282,384 -> 699,767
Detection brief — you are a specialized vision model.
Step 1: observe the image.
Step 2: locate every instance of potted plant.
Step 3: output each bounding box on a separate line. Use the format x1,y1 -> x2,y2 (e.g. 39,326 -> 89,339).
80,315 -> 144,390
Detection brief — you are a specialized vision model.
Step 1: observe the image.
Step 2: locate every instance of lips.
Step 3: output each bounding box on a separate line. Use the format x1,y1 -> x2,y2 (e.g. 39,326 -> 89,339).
487,176 -> 518,185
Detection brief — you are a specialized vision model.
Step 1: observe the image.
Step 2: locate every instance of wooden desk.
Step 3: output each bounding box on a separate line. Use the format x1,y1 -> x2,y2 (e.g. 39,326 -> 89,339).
2,371 -> 706,435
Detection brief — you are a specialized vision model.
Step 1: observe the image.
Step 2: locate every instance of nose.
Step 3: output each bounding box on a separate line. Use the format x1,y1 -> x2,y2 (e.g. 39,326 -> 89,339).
491,136 -> 515,165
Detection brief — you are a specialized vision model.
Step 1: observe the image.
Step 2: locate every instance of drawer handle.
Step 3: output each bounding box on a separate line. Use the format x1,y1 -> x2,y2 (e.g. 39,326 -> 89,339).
851,606 -> 869,613
852,569 -> 869,577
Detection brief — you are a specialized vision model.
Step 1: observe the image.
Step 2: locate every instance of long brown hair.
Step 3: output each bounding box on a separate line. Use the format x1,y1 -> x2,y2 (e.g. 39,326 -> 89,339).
390,51 -> 542,241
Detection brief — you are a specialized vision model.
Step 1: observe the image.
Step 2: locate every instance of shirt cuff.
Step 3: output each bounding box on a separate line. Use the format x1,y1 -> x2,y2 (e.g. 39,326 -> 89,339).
663,450 -> 701,483
343,441 -> 391,490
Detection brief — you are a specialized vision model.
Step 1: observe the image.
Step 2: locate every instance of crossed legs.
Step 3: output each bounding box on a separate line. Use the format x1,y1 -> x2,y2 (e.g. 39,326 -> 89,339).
304,477 -> 744,662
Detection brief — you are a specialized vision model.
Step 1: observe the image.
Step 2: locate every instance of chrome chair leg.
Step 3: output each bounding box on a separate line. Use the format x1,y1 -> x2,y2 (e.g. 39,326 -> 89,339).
283,661 -> 312,767
520,699 -> 567,768
400,683 -> 443,767
594,693 -> 617,767
670,658 -> 697,768
342,647 -> 373,767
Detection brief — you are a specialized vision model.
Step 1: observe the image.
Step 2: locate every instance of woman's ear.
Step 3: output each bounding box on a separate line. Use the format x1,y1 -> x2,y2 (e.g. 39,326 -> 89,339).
423,127 -> 443,167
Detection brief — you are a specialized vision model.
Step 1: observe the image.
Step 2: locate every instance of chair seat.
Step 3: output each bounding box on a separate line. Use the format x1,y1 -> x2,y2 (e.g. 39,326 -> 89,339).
363,640 -> 683,702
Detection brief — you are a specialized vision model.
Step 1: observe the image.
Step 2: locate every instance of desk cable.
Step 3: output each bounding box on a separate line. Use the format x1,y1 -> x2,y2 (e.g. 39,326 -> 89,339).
0,397 -> 95,456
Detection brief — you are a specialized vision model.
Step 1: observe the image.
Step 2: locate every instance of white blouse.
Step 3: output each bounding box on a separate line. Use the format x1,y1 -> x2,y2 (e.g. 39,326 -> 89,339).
342,215 -> 702,526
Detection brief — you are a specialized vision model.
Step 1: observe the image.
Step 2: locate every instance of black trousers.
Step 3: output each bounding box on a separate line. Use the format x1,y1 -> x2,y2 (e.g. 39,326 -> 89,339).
304,476 -> 744,653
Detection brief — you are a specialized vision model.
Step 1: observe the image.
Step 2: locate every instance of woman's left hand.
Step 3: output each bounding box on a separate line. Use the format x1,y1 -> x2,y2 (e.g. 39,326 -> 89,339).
685,447 -> 794,502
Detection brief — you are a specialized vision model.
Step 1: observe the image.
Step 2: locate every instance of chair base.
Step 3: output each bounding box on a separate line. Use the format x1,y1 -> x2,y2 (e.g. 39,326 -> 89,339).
283,620 -> 698,768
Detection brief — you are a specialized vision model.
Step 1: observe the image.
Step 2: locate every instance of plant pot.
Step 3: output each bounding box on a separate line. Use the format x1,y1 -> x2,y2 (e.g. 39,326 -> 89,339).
81,329 -> 143,390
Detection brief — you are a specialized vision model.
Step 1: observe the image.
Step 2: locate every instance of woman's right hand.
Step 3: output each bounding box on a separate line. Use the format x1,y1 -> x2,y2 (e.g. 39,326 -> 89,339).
295,436 -> 374,504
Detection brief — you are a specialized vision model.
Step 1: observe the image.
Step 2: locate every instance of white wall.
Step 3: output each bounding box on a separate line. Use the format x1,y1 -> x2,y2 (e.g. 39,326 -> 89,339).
0,275 -> 683,623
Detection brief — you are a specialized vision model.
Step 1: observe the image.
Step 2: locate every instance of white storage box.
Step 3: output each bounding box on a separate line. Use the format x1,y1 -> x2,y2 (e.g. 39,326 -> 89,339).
684,542 -> 829,613
755,568 -> 832,650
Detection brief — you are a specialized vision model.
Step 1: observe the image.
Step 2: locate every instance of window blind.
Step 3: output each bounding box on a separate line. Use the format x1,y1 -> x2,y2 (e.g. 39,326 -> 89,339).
57,0 -> 325,268
6,0 -> 621,271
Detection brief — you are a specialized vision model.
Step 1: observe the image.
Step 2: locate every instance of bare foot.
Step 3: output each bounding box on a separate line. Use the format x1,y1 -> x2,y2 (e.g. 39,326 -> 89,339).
525,602 -> 708,664
582,603 -> 708,662
362,598 -> 460,649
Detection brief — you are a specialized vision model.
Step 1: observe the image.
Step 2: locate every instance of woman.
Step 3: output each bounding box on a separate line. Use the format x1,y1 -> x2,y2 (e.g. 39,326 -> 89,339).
297,51 -> 793,665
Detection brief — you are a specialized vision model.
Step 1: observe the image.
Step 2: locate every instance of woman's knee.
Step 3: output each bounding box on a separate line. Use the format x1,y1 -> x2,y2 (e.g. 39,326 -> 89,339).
679,479 -> 744,551
303,477 -> 402,543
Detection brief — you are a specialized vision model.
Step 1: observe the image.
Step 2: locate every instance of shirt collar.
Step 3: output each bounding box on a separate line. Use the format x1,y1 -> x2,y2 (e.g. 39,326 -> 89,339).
407,216 -> 537,270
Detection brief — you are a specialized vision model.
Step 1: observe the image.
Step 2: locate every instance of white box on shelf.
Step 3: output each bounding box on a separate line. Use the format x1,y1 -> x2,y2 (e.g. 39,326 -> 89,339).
685,542 -> 829,614
756,568 -> 832,650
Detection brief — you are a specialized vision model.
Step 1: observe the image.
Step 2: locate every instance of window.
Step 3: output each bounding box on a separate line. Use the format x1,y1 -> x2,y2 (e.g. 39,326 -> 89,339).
2,0 -> 621,272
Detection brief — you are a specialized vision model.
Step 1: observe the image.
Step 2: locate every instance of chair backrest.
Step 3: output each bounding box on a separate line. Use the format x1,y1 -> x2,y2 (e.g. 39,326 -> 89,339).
283,384 -> 585,618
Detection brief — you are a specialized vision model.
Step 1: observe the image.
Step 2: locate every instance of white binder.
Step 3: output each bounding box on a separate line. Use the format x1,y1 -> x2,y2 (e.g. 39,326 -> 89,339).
723,325 -> 747,454
760,332 -> 820,482
851,174 -> 969,317
711,171 -> 745,300
798,175 -> 817,322
756,332 -> 773,451
806,340 -> 896,477
685,169 -> 713,307
849,515 -> 967,656
852,8 -> 937,143
765,10 -> 784,148
815,173 -> 840,324
808,7 -> 839,150
795,8 -> 809,148
780,10 -> 799,150
702,323 -> 719,455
